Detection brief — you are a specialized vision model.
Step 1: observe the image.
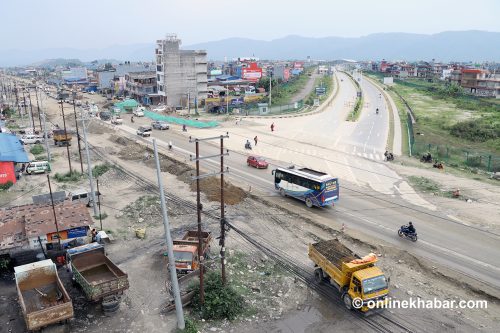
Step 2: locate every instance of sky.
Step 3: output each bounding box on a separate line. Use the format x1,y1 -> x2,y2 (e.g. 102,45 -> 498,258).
2,0 -> 500,50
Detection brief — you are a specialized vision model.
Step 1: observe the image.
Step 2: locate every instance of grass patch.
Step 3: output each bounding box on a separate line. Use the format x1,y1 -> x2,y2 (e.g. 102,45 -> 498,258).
259,69 -> 313,106
30,144 -> 45,155
92,163 -> 112,178
191,270 -> 245,320
0,181 -> 14,191
407,176 -> 440,192
177,316 -> 199,333
53,170 -> 82,182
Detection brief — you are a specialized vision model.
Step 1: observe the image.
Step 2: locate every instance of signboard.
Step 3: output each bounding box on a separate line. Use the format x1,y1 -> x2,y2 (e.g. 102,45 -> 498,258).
242,69 -> 262,81
230,98 -> 244,105
210,69 -> 222,76
47,230 -> 68,242
313,99 -> 320,106
67,226 -> 88,238
0,161 -> 16,184
315,87 -> 326,95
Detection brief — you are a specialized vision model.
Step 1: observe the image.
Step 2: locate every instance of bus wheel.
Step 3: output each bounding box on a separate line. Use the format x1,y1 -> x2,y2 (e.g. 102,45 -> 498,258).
305,198 -> 313,208
279,188 -> 286,197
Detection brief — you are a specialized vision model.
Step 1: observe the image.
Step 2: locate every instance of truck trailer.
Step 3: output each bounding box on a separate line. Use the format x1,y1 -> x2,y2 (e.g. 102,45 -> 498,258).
67,243 -> 129,313
14,259 -> 74,332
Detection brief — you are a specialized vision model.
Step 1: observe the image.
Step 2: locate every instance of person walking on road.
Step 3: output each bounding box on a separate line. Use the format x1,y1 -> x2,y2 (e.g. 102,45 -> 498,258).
254,136 -> 258,146
271,123 -> 275,132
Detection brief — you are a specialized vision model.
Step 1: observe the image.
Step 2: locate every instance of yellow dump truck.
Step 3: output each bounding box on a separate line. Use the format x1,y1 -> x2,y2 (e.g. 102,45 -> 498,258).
308,239 -> 389,313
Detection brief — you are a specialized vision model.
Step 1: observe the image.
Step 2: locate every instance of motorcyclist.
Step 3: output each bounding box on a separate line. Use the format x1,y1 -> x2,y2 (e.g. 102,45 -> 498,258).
406,221 -> 416,234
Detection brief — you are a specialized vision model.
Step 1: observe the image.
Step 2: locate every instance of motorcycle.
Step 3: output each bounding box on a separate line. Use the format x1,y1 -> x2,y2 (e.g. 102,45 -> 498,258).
384,151 -> 394,161
398,226 -> 418,242
245,142 -> 252,150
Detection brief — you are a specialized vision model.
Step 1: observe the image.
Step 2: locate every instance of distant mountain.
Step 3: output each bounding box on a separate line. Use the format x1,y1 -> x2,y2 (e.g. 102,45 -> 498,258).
31,58 -> 84,68
0,31 -> 498,67
186,31 -> 500,62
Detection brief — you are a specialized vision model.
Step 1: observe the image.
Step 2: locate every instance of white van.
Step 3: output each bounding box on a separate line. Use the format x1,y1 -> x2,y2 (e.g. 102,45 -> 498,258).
25,161 -> 51,174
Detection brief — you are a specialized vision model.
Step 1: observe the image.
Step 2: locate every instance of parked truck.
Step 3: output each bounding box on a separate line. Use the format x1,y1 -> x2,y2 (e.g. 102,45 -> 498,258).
172,230 -> 212,274
308,239 -> 389,313
14,259 -> 74,332
53,129 -> 72,147
66,243 -> 129,313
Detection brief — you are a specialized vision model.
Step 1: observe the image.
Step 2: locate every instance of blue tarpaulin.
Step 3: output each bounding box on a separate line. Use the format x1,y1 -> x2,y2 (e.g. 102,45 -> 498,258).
0,133 -> 29,162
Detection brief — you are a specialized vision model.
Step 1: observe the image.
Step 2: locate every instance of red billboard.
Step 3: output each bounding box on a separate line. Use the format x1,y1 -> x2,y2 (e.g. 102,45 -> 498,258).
0,161 -> 16,184
242,62 -> 263,82
284,68 -> 290,81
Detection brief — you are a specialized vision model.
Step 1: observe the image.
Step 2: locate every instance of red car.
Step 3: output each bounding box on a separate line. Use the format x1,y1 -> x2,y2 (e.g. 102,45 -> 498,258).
247,156 -> 269,169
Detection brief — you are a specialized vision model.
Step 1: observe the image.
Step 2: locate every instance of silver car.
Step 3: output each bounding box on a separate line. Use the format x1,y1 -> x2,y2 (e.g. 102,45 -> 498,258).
151,121 -> 169,130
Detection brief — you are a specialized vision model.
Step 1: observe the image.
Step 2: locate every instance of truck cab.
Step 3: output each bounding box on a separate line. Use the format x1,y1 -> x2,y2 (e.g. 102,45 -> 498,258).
346,266 -> 389,312
173,245 -> 199,273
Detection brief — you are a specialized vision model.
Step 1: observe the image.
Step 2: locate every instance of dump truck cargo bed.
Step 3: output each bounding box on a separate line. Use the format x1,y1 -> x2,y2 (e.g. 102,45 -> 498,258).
15,259 -> 73,331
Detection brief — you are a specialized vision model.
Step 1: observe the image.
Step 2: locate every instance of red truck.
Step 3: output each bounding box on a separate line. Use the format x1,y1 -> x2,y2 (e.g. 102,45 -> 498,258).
172,230 -> 212,274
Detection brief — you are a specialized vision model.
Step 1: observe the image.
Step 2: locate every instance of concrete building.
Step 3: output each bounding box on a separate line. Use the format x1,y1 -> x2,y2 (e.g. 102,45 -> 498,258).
450,69 -> 500,97
61,67 -> 88,85
124,71 -> 158,105
96,63 -> 153,93
155,34 -> 208,107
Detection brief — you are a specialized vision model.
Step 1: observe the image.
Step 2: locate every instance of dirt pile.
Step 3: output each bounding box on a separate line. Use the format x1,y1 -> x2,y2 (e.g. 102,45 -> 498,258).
86,121 -> 107,134
190,177 -> 247,205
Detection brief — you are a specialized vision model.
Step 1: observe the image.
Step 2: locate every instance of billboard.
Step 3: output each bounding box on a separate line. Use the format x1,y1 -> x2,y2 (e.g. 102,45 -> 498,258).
242,62 -> 263,82
0,161 -> 16,184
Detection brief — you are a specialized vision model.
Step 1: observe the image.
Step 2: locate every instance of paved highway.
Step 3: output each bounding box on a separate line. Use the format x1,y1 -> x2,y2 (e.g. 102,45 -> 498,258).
99,71 -> 500,293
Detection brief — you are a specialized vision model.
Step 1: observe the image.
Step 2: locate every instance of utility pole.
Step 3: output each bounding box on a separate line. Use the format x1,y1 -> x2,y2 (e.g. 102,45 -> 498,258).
72,91 -> 84,173
187,91 -> 190,115
96,178 -> 103,231
226,85 -> 229,114
38,86 -> 51,161
81,115 -> 99,216
21,89 -> 28,126
27,89 -> 36,130
269,72 -> 272,106
195,141 -> 204,304
13,82 -> 20,118
34,87 -> 43,131
190,133 -> 229,301
59,100 -> 72,173
220,135 -> 227,284
152,139 -> 185,330
47,175 -> 62,247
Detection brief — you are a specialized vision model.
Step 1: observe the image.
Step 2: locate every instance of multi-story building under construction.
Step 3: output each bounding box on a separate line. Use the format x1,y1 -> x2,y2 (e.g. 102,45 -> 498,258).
155,34 -> 208,107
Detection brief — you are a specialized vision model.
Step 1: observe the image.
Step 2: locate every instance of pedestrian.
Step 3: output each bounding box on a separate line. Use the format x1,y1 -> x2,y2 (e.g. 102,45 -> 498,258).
254,136 -> 258,146
91,228 -> 97,243
271,123 -> 275,132
168,141 -> 173,150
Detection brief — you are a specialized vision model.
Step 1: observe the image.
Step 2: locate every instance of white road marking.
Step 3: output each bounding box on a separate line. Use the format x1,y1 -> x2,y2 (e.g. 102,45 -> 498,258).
363,153 -> 368,158
375,154 -> 380,160
369,153 -> 374,160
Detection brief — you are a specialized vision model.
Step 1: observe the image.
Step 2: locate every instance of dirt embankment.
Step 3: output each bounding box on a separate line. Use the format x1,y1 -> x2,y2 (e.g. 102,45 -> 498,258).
110,134 -> 247,205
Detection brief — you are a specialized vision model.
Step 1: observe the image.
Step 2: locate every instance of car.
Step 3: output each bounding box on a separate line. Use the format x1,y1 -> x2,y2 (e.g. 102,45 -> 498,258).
136,125 -> 152,137
20,134 -> 43,145
133,107 -> 146,117
247,156 -> 269,169
151,121 -> 169,130
153,105 -> 167,113
111,116 -> 123,125
99,111 -> 112,121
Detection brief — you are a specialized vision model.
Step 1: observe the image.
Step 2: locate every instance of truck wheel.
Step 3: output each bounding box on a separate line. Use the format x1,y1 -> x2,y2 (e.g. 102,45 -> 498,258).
343,293 -> 353,310
279,188 -> 286,197
305,198 -> 313,208
314,268 -> 324,284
